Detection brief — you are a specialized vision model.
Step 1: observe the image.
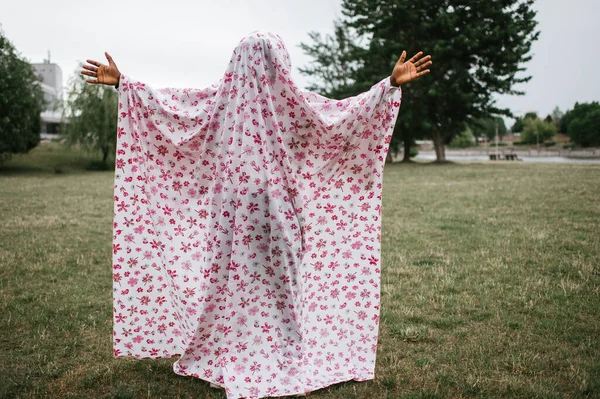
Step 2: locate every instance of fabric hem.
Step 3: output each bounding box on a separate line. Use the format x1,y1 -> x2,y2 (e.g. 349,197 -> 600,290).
172,367 -> 375,399
114,353 -> 375,398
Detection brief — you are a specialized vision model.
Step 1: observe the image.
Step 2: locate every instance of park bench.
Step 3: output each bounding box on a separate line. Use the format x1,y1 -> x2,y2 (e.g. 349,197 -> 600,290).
489,153 -> 520,161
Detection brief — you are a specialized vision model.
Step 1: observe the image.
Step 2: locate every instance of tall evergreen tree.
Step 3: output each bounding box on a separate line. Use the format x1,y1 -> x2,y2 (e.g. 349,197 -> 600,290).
301,0 -> 539,162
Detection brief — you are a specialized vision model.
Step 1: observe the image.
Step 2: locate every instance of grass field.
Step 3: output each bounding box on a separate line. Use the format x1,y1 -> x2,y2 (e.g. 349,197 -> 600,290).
1,143 -> 599,398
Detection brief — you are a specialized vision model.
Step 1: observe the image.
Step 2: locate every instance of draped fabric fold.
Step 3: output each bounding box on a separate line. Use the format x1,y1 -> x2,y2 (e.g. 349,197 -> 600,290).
112,31 -> 402,399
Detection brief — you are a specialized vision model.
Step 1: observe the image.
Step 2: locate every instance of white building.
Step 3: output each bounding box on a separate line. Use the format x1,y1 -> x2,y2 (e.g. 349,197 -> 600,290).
31,59 -> 64,139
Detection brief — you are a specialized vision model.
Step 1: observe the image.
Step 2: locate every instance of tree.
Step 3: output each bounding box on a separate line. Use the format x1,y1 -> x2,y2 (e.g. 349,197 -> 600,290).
299,21 -> 363,99
559,108 -> 570,134
62,71 -> 118,165
300,22 -> 414,160
300,0 -> 539,162
471,117 -> 507,142
511,117 -> 524,133
551,106 -> 564,128
0,30 -> 45,166
520,118 -> 556,145
448,127 -> 474,148
524,111 -> 538,120
565,102 -> 600,147
511,112 -> 537,133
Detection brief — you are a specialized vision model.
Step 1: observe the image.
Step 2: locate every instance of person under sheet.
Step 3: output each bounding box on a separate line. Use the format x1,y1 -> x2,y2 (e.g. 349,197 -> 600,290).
82,31 -> 431,399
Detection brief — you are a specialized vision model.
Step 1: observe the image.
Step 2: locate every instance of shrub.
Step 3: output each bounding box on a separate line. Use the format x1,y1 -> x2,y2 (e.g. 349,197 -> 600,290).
448,128 -> 475,148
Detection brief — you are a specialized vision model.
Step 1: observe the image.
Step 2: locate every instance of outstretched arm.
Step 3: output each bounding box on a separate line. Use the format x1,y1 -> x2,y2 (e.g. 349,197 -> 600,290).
390,51 -> 432,87
80,52 -> 121,87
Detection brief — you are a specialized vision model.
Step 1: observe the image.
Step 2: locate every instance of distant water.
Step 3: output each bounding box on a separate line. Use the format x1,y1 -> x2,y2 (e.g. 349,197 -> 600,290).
415,154 -> 600,164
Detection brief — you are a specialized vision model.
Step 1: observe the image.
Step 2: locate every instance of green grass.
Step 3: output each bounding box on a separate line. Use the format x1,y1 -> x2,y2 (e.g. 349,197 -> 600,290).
1,143 -> 599,398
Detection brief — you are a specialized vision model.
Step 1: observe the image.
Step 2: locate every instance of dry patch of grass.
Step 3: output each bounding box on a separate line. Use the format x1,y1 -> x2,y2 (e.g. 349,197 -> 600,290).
1,146 -> 599,398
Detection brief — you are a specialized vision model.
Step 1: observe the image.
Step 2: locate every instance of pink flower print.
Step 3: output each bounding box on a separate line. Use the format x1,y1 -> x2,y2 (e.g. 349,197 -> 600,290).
112,33 -> 402,398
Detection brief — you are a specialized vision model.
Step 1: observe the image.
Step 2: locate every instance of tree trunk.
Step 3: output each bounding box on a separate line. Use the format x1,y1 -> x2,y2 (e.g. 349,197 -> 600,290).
402,137 -> 410,162
431,129 -> 447,162
102,147 -> 110,165
401,130 -> 414,163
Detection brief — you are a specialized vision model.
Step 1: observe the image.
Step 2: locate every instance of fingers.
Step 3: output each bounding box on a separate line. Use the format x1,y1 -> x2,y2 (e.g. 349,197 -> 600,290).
416,69 -> 431,78
80,70 -> 98,79
86,59 -> 102,67
408,51 -> 423,64
81,57 -> 107,84
398,50 -> 407,64
82,64 -> 98,72
413,55 -> 431,68
105,52 -> 116,66
416,60 -> 433,72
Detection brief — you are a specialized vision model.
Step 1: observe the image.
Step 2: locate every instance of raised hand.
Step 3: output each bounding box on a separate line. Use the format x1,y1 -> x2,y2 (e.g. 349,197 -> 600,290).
80,52 -> 121,86
390,51 -> 432,87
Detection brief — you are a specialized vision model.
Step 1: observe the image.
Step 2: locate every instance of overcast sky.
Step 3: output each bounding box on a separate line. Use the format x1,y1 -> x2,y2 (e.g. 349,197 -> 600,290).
2,0 -> 599,124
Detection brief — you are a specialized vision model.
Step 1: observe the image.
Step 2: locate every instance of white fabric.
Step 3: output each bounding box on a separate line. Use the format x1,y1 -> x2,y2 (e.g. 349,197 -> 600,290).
112,31 -> 402,398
